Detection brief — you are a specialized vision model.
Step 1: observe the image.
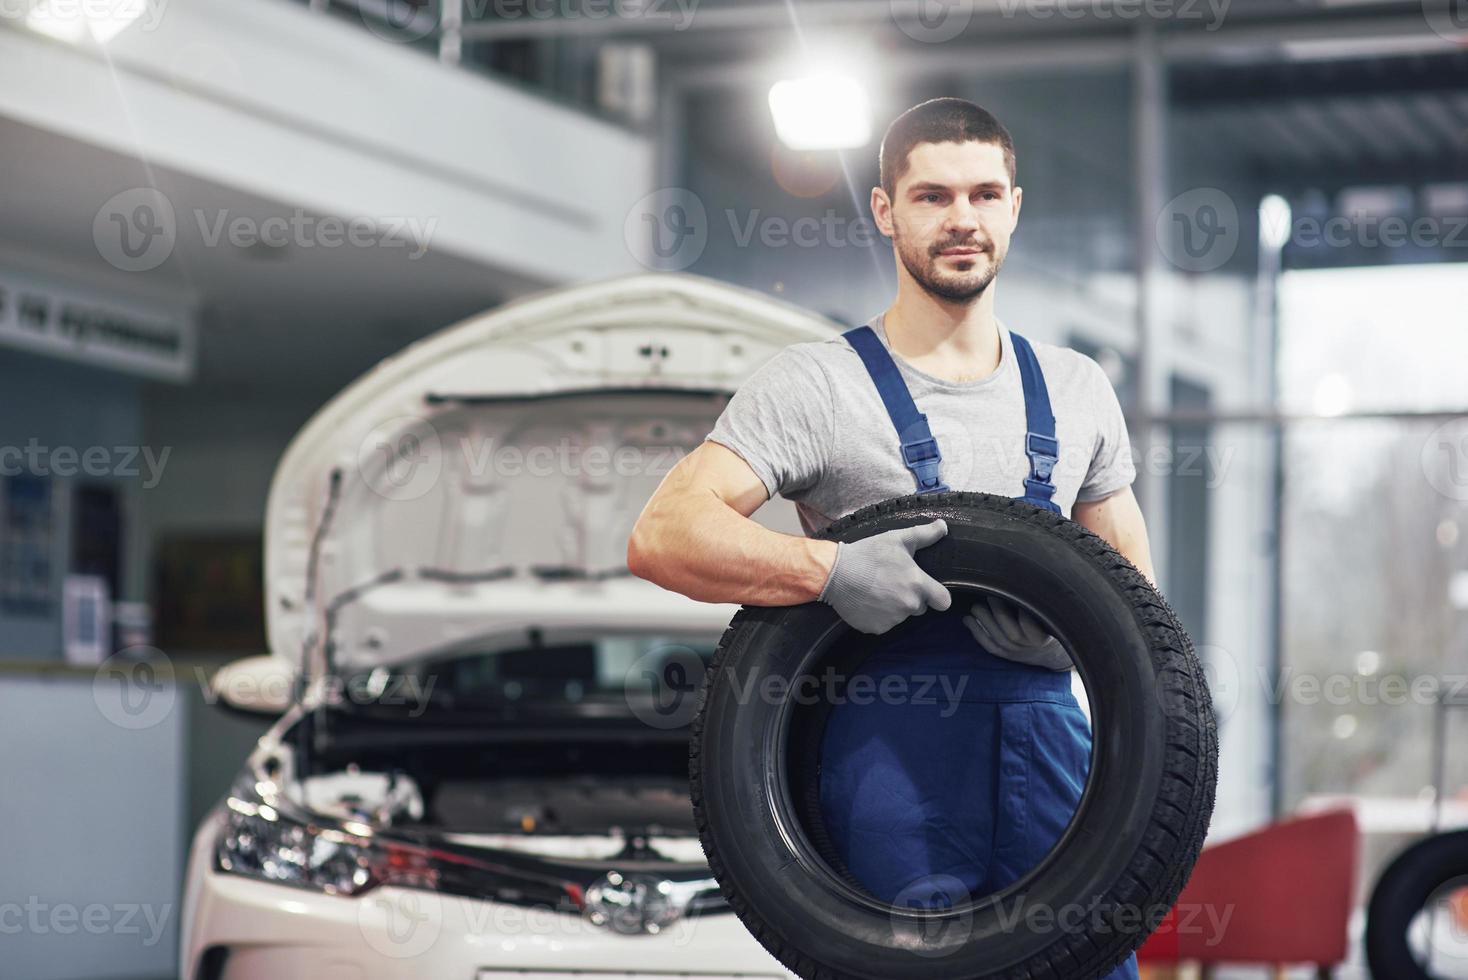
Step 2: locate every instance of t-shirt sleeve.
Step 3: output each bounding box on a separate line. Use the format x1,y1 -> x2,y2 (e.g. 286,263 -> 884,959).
703,346 -> 834,501
1076,356 -> 1138,503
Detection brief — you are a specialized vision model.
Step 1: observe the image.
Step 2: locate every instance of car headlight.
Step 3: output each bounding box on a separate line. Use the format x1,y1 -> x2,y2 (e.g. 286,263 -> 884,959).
215,774 -> 386,896
213,772 -> 589,912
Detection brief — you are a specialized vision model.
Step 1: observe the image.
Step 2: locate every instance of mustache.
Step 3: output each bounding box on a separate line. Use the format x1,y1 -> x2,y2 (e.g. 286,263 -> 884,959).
932,240 -> 994,255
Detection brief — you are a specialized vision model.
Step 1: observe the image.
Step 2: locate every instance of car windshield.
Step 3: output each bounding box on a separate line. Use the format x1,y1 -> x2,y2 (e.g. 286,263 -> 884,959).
342,630 -> 723,715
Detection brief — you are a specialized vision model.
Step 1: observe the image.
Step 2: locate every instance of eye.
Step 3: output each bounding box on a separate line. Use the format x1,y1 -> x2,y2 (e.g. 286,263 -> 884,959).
919,193 -> 941,204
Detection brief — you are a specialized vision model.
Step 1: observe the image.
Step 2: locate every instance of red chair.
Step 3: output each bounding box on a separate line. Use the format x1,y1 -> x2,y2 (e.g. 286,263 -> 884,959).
1136,807 -> 1359,979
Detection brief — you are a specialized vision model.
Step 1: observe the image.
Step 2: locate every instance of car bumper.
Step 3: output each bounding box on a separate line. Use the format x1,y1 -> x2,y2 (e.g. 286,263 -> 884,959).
182,812 -> 794,980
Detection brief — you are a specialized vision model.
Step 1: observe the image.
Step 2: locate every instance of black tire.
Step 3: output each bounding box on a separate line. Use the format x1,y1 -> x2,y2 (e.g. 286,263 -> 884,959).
689,491 -> 1218,980
1366,830 -> 1468,980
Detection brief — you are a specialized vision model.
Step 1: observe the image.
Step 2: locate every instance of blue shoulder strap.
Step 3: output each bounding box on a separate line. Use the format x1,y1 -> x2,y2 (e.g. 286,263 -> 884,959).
1009,330 -> 1062,514
842,324 -> 950,494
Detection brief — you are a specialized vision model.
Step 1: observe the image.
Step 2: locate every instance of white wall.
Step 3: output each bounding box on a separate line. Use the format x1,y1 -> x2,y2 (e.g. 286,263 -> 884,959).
0,671 -> 185,979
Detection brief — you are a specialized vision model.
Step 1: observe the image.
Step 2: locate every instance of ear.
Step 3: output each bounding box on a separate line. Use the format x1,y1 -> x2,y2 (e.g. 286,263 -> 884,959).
871,185 -> 894,239
1012,184 -> 1023,223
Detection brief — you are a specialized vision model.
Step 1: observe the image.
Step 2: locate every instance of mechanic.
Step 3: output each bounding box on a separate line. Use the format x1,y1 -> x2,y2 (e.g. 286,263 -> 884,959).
628,97 -> 1156,980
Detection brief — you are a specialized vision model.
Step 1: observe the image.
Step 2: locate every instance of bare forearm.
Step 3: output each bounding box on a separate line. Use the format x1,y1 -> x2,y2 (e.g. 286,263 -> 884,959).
1074,487 -> 1157,589
628,488 -> 837,606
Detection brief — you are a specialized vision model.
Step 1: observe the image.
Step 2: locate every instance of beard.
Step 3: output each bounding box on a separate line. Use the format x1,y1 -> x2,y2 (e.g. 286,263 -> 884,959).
895,232 -> 1005,303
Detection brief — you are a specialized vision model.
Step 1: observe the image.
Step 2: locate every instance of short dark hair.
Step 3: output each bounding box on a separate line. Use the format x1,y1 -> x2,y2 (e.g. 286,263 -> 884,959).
879,98 -> 1017,200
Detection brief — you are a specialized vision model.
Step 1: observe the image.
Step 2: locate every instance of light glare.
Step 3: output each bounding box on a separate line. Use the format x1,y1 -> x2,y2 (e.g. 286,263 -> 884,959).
768,73 -> 872,151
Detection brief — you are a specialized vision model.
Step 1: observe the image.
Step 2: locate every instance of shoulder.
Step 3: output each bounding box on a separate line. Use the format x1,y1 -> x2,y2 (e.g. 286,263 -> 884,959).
733,339 -> 838,397
1020,335 -> 1108,394
771,333 -> 858,381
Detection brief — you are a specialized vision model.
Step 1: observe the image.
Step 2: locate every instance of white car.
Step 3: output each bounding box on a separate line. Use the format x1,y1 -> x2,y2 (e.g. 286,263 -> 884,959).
179,272 -> 838,980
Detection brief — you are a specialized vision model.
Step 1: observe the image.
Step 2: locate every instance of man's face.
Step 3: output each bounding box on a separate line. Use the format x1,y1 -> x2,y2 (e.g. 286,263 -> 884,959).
877,140 -> 1021,303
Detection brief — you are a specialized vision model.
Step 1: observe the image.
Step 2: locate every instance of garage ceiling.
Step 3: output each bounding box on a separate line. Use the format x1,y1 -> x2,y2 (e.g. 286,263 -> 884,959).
0,117 -> 549,398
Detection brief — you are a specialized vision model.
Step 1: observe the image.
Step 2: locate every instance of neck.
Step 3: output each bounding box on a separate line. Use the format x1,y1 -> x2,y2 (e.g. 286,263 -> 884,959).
882,280 -> 1002,381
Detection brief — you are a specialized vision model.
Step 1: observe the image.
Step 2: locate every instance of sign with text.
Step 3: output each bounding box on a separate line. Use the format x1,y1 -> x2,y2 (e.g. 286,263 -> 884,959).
0,269 -> 196,382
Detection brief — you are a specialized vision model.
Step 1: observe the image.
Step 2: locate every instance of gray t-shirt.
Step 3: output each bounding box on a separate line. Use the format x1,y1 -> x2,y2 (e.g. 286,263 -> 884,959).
706,311 -> 1137,537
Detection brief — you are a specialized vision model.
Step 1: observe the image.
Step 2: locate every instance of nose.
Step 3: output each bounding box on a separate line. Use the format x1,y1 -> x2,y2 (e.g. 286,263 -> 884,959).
942,199 -> 983,237
938,201 -> 985,248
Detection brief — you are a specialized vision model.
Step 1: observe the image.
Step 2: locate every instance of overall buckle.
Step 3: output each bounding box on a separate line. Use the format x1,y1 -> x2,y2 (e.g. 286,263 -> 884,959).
1025,432 -> 1059,481
901,437 -> 948,492
901,437 -> 941,466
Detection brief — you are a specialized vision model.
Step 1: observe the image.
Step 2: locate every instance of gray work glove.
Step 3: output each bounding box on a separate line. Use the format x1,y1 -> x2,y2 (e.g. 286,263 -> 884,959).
963,595 -> 1074,671
817,519 -> 952,634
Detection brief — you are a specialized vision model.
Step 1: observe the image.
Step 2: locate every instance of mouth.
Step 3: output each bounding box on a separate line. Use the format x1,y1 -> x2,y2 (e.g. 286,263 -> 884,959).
938,246 -> 986,257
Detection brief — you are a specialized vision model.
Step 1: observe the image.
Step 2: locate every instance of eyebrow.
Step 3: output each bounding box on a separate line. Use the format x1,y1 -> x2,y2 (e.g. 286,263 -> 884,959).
907,181 -> 1008,194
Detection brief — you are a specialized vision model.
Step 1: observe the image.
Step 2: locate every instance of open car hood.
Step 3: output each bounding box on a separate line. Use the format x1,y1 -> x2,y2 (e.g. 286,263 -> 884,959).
264,272 -> 843,676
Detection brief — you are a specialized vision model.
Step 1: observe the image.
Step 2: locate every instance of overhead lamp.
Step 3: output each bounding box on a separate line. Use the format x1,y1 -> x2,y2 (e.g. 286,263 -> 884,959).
768,71 -> 872,151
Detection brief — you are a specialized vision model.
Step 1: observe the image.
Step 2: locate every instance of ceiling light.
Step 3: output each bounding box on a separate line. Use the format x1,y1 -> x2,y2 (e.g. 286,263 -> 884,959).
768,72 -> 872,151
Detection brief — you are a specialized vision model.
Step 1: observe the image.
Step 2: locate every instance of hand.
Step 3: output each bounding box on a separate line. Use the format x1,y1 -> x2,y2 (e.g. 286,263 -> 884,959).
817,519 -> 952,634
962,595 -> 1074,671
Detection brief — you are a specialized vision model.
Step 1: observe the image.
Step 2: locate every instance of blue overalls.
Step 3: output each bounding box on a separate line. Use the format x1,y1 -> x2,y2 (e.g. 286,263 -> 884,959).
817,325 -> 1139,980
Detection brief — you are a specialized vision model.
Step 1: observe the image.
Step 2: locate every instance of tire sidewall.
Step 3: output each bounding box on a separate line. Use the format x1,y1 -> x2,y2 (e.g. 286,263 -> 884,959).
694,493 -> 1186,978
